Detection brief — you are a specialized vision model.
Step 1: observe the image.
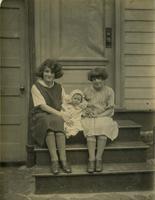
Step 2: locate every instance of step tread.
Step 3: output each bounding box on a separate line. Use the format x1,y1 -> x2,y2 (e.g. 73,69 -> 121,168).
35,141 -> 149,152
117,120 -> 141,128
33,162 -> 155,177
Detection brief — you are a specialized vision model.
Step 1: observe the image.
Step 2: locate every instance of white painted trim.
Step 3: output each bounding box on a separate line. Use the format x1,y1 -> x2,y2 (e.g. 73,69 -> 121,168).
115,0 -> 122,107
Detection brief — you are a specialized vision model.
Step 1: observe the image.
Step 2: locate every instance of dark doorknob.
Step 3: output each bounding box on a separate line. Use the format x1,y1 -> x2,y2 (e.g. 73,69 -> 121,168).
19,85 -> 25,93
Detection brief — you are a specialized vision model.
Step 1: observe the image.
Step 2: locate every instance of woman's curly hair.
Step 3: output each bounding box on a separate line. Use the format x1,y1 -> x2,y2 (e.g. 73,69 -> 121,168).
88,67 -> 108,81
36,59 -> 63,79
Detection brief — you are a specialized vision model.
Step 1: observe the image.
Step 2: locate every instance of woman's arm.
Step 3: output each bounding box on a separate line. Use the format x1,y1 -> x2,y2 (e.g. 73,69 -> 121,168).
40,103 -> 73,125
92,88 -> 115,118
83,106 -> 114,118
100,107 -> 114,117
31,85 -> 46,106
101,88 -> 115,117
40,104 -> 62,116
31,84 -> 62,116
31,85 -> 70,121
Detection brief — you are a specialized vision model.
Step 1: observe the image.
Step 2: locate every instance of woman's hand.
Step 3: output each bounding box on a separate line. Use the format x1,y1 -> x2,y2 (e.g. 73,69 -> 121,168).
88,111 -> 98,118
61,111 -> 74,126
61,111 -> 71,121
101,108 -> 114,117
83,107 -> 97,118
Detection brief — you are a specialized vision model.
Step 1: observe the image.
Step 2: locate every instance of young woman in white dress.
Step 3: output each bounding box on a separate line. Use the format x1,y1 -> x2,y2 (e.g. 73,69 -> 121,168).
82,68 -> 118,173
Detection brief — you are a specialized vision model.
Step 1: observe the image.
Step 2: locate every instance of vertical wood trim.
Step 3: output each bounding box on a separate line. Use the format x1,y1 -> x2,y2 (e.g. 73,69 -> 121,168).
0,2 -> 2,161
34,0 -> 41,66
50,0 -> 60,58
27,0 -> 35,84
115,0 -> 121,106
0,0 -> 2,162
27,0 -> 36,166
21,0 -> 29,159
40,0 -> 50,60
104,0 -> 115,87
120,0 -> 126,108
27,0 -> 35,144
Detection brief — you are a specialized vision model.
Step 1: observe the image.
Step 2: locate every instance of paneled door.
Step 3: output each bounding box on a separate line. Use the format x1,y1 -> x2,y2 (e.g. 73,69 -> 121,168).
34,0 -> 115,92
0,0 -> 28,161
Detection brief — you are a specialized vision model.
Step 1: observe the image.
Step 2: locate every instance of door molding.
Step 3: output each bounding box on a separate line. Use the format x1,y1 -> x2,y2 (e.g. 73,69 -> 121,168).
115,0 -> 122,107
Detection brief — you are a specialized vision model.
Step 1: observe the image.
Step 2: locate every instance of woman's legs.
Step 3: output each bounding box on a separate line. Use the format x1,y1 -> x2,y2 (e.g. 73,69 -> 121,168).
56,132 -> 71,173
46,131 -> 71,173
46,132 -> 58,161
87,136 -> 96,161
45,131 -> 59,174
55,132 -> 66,161
95,135 -> 107,172
86,136 -> 96,173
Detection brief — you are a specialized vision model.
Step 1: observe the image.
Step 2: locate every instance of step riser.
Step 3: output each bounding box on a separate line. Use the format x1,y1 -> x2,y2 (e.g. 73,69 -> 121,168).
35,172 -> 154,194
36,149 -> 147,165
66,128 -> 141,144
117,128 -> 141,142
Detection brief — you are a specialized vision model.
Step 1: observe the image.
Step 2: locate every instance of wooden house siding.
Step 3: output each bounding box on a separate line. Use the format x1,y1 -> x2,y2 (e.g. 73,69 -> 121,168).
0,0 -> 29,161
121,0 -> 155,110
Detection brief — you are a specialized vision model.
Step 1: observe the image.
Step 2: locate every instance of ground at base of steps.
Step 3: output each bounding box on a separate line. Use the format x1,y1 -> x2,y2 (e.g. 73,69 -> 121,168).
0,163 -> 155,200
29,191 -> 155,200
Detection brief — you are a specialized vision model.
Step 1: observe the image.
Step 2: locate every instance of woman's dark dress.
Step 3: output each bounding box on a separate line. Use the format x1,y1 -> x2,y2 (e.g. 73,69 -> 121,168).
31,81 -> 64,147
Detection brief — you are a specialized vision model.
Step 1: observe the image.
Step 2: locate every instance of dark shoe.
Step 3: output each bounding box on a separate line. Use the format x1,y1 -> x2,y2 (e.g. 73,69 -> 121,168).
87,161 -> 95,173
51,161 -> 59,175
61,161 -> 72,173
96,160 -> 103,172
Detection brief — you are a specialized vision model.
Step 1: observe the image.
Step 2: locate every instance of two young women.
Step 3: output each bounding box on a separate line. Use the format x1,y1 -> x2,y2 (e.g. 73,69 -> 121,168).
31,59 -> 118,174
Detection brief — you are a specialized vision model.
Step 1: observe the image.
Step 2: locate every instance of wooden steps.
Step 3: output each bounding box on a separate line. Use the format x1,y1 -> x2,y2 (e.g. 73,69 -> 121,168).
35,141 -> 149,165
34,162 -> 154,176
32,119 -> 154,193
33,163 -> 155,194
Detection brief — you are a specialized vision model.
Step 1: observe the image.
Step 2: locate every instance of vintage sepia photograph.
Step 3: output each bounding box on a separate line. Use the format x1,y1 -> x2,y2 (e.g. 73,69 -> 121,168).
0,0 -> 155,199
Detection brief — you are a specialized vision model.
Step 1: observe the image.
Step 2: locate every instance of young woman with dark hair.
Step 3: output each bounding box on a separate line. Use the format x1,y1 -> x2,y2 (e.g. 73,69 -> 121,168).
31,59 -> 72,174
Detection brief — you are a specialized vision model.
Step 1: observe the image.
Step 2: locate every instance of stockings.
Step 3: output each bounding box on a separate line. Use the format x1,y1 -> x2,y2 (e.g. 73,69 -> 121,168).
46,132 -> 58,161
46,131 -> 66,162
87,136 -> 96,161
56,132 -> 67,161
96,135 -> 107,160
87,135 -> 107,161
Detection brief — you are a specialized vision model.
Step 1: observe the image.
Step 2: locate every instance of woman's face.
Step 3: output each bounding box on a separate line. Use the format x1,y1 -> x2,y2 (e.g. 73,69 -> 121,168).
43,67 -> 55,83
92,77 -> 104,90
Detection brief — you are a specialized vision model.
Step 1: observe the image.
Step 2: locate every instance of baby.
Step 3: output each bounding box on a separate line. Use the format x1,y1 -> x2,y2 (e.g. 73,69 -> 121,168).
62,89 -> 87,138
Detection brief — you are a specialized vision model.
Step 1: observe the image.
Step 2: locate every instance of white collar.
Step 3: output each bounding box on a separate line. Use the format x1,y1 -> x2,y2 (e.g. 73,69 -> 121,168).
37,78 -> 55,88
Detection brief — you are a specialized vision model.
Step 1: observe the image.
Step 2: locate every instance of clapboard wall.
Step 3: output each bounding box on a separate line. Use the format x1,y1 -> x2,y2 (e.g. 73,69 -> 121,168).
121,0 -> 155,110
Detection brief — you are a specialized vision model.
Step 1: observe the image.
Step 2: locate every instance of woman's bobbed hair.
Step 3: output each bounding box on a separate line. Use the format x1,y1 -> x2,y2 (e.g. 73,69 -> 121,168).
36,59 -> 63,79
88,67 -> 108,81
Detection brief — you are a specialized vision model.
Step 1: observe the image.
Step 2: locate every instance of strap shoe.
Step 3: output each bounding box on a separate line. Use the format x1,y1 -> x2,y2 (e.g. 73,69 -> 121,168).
95,160 -> 103,172
51,161 -> 59,175
87,161 -> 95,173
61,161 -> 72,173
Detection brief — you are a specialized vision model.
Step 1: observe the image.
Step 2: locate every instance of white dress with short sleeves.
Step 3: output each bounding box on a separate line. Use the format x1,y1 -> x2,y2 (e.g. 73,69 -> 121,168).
81,85 -> 118,140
